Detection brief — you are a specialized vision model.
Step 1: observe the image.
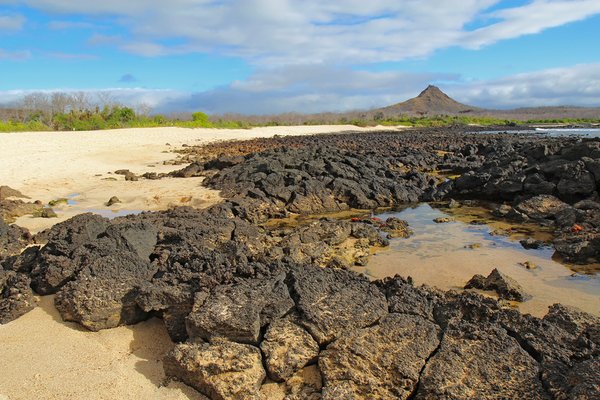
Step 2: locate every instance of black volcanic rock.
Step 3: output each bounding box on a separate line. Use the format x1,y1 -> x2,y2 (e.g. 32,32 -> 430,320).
465,268 -> 531,302
0,269 -> 36,324
289,265 -> 388,345
1,128 -> 600,399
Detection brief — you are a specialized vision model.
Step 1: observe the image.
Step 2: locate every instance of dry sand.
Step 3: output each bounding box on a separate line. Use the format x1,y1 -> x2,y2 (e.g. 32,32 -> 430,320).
0,125 -> 399,400
0,296 -> 208,400
0,125 -> 400,233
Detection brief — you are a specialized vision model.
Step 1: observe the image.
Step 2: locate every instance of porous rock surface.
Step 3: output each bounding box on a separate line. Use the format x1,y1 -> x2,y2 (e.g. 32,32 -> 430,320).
163,338 -> 266,400
260,318 -> 320,382
319,313 -> 441,399
0,268 -> 36,324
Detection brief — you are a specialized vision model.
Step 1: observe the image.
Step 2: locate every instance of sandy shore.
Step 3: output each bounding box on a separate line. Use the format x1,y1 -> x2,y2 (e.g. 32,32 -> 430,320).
0,125 -> 399,400
0,296 -> 209,400
0,125 -> 400,233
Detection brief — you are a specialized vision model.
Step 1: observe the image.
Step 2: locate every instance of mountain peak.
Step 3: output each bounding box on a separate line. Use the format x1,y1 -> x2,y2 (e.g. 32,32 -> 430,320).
418,85 -> 449,98
378,85 -> 477,115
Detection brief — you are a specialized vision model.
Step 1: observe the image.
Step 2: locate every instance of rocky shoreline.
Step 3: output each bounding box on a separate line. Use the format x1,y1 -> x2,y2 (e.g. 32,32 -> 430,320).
1,127 -> 599,399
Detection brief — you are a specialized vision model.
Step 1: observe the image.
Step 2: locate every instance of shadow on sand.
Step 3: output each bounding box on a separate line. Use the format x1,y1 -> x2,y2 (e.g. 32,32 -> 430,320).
129,317 -> 208,400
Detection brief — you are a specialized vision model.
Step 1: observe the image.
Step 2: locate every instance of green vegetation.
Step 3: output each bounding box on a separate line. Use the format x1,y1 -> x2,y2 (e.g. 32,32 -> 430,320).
376,115 -> 521,127
0,119 -> 50,132
1,105 -> 599,133
0,106 -> 253,132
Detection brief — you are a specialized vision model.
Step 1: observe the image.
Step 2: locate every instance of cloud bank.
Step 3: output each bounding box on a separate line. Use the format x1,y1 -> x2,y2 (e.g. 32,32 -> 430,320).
1,1 -> 599,113
6,0 -> 600,64
2,64 -> 599,114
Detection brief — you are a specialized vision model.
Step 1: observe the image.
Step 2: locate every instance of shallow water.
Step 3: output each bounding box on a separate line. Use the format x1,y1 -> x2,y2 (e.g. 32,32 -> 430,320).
81,208 -> 144,219
479,128 -> 600,138
356,203 -> 600,317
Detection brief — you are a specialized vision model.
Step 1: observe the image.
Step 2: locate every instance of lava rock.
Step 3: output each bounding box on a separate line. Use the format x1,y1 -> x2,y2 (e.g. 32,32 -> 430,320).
465,268 -> 531,302
415,321 -> 547,399
260,318 -> 320,382
54,274 -> 148,331
164,338 -> 266,400
376,275 -> 441,321
320,313 -> 440,399
185,274 -> 294,344
290,265 -> 388,345
0,269 -> 36,324
515,195 -> 570,220
0,220 -> 32,263
382,217 -> 412,238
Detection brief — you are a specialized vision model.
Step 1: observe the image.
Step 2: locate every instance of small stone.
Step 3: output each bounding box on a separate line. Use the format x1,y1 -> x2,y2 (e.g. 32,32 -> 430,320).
465,268 -> 531,302
492,204 -> 513,217
382,217 -> 412,238
106,196 -> 121,207
48,198 -> 68,207
520,238 -> 545,249
464,243 -> 482,249
39,208 -> 57,218
433,217 -> 454,223
124,172 -> 139,181
519,261 -> 537,270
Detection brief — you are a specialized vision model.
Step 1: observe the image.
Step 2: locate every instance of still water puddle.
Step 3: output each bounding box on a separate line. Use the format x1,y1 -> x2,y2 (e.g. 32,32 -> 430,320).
355,203 -> 600,317
55,194 -> 143,219
80,209 -> 144,219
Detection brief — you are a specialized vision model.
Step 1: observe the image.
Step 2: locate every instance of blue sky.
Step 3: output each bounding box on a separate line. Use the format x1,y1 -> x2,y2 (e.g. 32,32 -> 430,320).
1,0 -> 599,114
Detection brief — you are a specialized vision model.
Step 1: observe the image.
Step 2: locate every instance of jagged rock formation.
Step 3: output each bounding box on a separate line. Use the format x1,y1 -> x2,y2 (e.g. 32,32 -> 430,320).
1,128 -> 599,399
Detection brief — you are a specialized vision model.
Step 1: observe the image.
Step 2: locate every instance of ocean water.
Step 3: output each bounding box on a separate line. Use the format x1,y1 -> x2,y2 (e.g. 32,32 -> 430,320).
478,128 -> 600,138
533,128 -> 600,138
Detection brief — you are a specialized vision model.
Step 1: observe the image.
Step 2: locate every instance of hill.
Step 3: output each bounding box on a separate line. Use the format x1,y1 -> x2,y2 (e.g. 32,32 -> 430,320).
376,85 -> 480,116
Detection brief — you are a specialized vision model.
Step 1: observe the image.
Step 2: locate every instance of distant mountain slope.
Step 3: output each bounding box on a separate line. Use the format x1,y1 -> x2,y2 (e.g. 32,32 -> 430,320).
377,85 -> 481,116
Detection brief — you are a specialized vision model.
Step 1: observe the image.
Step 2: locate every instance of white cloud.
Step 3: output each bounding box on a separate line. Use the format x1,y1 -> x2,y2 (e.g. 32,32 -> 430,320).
446,63 -> 600,108
0,13 -> 25,30
7,0 -> 600,64
48,20 -> 96,30
462,0 -> 600,49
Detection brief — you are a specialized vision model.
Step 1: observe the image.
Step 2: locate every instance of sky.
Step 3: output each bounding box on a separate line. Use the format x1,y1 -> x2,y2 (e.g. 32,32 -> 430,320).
1,0 -> 600,114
